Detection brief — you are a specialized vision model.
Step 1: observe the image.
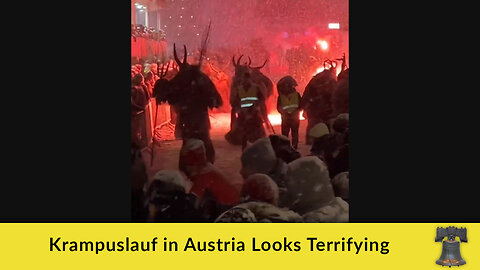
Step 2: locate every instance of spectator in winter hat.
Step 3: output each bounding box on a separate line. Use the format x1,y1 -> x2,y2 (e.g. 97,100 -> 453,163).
286,156 -> 349,222
240,137 -> 290,207
269,134 -> 301,164
180,139 -> 241,207
144,170 -> 202,222
233,173 -> 301,222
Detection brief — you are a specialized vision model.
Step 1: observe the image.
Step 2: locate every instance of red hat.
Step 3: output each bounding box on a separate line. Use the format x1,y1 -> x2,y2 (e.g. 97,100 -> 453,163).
242,174 -> 279,206
180,139 -> 207,167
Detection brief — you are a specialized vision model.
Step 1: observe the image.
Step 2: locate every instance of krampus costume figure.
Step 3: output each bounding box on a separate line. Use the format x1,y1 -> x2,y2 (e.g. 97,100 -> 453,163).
301,61 -> 338,145
225,55 -> 273,147
333,68 -> 349,116
230,55 -> 273,109
154,44 -> 222,166
204,61 -> 231,114
333,54 -> 349,116
152,60 -> 181,139
152,66 -> 170,103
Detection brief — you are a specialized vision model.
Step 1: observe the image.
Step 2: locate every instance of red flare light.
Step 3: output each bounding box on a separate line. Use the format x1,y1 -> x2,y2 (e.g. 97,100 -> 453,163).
208,112 -> 305,134
316,40 -> 328,50
268,111 -> 306,126
311,65 -> 343,77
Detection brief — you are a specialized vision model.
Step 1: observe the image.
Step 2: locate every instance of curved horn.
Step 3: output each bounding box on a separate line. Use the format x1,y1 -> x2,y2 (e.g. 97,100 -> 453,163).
331,60 -> 337,69
328,60 -> 333,69
161,61 -> 170,78
232,55 -> 237,67
173,43 -> 182,67
183,45 -> 188,65
251,58 -> 268,69
323,59 -> 330,69
248,56 -> 252,67
237,55 -> 244,66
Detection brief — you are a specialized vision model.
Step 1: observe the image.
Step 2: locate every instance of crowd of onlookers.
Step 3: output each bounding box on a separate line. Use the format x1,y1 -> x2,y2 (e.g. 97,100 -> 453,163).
132,128 -> 349,223
131,24 -> 166,41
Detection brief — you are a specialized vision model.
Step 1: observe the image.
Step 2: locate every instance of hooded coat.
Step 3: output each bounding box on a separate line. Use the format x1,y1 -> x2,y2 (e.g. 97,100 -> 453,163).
242,173 -> 280,205
215,173 -> 301,223
285,156 -> 349,222
240,138 -> 292,207
131,85 -> 148,115
332,172 -> 349,203
308,123 -> 330,143
145,170 -> 202,222
240,138 -> 289,199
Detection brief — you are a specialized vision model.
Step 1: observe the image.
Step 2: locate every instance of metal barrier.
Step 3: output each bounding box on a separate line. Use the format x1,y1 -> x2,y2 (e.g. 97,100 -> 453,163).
144,99 -> 172,145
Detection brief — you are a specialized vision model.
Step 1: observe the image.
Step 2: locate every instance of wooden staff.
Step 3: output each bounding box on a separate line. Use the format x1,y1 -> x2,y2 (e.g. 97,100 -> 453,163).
150,62 -> 170,166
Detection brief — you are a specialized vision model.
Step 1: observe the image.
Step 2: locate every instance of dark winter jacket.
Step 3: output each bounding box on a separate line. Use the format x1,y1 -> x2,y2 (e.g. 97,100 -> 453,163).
131,85 -> 148,114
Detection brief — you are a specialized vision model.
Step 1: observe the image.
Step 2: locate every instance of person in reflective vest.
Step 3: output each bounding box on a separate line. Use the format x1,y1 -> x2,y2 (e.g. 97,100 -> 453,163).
238,85 -> 259,109
277,76 -> 302,149
236,73 -> 269,149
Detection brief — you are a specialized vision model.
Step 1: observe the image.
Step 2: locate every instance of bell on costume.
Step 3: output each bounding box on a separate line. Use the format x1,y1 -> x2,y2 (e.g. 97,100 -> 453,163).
435,226 -> 467,267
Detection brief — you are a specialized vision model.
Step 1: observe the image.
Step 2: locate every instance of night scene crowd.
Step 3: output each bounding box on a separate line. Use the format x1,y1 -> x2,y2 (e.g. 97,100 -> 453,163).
131,40 -> 349,223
